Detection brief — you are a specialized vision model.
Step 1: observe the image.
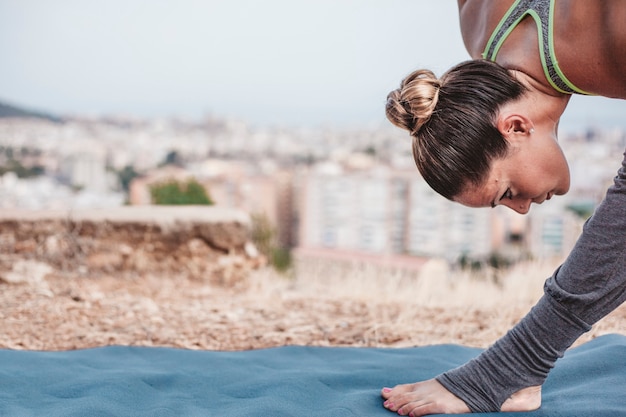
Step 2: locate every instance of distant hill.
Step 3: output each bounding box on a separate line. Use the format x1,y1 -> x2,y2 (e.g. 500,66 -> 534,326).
0,101 -> 63,123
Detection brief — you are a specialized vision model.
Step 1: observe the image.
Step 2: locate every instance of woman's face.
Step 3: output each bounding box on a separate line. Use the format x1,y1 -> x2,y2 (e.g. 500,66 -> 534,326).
453,133 -> 570,214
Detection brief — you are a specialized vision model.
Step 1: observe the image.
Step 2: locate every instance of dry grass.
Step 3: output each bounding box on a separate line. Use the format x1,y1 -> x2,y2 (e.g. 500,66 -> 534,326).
249,256 -> 626,348
2,256 -> 626,351
291,257 -> 551,347
291,257 -> 551,308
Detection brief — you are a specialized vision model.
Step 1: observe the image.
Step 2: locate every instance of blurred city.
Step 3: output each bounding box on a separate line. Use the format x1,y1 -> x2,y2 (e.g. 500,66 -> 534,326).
1,101 -> 623,271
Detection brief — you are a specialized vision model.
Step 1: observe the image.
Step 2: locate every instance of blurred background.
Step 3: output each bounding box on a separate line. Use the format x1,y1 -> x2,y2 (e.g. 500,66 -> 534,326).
1,0 -> 624,273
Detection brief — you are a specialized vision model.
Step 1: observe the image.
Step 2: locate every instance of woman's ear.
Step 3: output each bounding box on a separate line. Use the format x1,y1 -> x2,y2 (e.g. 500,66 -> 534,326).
496,113 -> 533,143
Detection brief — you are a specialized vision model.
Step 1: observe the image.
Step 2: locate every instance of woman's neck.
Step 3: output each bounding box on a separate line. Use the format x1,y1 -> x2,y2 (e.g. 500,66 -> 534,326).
509,69 -> 571,126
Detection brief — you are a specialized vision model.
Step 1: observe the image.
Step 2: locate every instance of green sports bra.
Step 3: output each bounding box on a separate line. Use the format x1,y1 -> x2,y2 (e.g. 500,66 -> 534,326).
482,0 -> 590,95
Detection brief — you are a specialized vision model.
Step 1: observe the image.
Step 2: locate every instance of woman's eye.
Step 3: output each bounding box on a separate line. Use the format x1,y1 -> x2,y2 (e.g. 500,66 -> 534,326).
505,188 -> 513,199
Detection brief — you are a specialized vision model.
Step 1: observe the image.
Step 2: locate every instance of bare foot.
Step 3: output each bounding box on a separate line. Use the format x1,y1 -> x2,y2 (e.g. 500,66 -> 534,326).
381,379 -> 542,416
381,379 -> 470,416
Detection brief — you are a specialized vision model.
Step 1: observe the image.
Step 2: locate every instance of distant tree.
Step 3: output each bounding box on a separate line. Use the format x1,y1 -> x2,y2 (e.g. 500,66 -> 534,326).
161,150 -> 184,167
0,159 -> 44,178
457,252 -> 482,271
488,252 -> 512,270
150,178 -> 213,205
364,146 -> 377,156
117,165 -> 139,192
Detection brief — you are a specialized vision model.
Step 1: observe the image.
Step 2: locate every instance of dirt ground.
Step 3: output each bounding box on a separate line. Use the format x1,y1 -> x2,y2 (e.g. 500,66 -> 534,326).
2,263 -> 626,352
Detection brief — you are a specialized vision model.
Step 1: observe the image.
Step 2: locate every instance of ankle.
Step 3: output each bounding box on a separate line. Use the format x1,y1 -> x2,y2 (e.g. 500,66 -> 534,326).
501,385 -> 542,412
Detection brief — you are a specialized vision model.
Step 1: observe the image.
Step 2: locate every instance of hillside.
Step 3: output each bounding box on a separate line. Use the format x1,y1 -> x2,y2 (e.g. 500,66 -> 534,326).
0,100 -> 63,123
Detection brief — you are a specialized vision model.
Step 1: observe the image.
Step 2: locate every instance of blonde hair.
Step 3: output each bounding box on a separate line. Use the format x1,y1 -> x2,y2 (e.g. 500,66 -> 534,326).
386,69 -> 442,135
385,60 -> 527,199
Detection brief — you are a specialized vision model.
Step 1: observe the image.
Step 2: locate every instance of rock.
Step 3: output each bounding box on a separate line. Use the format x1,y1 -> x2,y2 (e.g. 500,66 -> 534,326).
0,207 -> 261,285
0,260 -> 53,285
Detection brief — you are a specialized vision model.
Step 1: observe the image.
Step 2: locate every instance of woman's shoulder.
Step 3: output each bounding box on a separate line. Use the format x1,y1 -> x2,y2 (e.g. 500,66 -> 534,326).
457,0 -> 518,58
552,1 -> 626,97
457,1 -> 625,57
458,0 -> 626,98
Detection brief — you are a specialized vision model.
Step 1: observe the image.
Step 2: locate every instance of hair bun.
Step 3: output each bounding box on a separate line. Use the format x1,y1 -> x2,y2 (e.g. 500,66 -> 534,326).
385,69 -> 441,135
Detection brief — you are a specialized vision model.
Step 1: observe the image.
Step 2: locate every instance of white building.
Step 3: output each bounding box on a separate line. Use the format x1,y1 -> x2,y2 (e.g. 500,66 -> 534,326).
61,142 -> 109,192
299,164 -> 493,261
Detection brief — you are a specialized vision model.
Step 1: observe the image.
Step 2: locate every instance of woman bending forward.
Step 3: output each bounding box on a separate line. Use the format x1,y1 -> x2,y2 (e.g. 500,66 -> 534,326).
382,0 -> 626,415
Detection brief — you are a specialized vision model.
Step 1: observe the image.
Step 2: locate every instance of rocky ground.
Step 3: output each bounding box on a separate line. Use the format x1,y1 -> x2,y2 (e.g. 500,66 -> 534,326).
1,207 -> 624,352
2,261 -> 626,352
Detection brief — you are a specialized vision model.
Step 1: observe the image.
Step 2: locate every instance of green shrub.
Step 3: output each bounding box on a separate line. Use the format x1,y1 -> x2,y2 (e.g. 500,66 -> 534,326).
250,213 -> 292,273
150,179 -> 213,205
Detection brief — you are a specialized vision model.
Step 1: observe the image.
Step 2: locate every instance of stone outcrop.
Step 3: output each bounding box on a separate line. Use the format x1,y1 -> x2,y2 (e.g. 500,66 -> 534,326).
0,206 -> 263,286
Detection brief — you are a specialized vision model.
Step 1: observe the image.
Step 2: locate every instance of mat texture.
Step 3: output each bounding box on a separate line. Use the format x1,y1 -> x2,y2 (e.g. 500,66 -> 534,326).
1,334 -> 625,416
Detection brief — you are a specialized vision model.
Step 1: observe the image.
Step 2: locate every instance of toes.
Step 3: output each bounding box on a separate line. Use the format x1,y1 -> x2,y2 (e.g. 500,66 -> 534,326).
381,384 -> 413,402
383,399 -> 395,411
384,392 -> 418,413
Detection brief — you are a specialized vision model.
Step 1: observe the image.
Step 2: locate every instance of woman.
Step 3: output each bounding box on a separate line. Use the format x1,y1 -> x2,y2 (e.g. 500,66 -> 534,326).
381,0 -> 626,415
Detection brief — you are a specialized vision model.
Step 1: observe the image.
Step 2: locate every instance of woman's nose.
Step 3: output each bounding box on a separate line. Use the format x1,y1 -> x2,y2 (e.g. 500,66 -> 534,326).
501,198 -> 531,214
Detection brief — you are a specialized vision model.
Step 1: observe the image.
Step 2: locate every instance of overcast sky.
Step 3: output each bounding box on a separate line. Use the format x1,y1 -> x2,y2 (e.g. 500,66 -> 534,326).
1,0 -> 625,131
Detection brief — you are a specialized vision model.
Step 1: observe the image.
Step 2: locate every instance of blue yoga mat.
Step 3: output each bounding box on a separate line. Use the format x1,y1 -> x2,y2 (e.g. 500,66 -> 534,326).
1,334 -> 625,416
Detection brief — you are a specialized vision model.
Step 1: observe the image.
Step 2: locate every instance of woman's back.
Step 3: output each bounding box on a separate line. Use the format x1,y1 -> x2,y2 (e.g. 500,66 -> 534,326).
458,0 -> 626,98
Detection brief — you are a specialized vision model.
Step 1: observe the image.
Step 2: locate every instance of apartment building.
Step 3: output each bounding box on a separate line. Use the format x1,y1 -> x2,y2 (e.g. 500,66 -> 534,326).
297,163 -> 493,262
